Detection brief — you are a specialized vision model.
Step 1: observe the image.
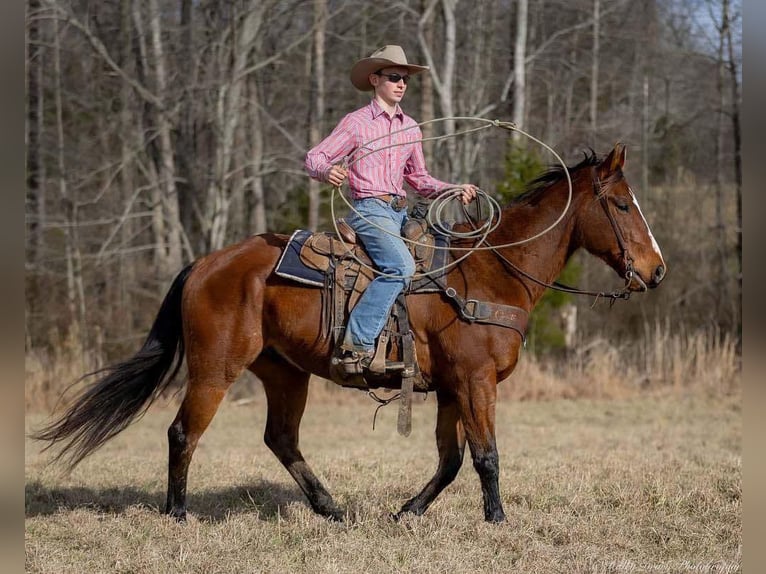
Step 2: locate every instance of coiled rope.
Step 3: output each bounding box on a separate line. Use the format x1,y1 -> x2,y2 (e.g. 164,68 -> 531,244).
327,116 -> 573,279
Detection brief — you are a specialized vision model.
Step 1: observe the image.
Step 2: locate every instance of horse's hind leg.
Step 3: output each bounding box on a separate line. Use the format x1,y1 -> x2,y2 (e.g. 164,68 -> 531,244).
395,391 -> 466,518
253,351 -> 344,521
165,378 -> 228,520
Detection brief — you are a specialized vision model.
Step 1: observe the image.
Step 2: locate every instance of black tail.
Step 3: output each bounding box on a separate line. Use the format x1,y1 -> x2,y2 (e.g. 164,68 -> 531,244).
30,263 -> 195,469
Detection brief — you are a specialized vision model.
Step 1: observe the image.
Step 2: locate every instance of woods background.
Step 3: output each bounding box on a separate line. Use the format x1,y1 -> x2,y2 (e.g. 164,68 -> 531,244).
24,0 -> 742,398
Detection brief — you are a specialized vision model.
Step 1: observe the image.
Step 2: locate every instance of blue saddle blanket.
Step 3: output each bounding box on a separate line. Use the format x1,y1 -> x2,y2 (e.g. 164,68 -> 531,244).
273,227 -> 451,292
274,229 -> 326,287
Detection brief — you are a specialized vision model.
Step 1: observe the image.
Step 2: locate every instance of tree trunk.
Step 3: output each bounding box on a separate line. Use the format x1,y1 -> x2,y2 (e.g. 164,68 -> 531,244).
53,12 -> 86,340
208,1 -> 266,250
26,0 -> 45,348
117,0 -> 137,334
248,73 -> 267,234
27,0 -> 44,265
176,0 -> 198,251
147,0 -> 185,275
590,0 -> 600,144
723,0 -> 742,341
512,0 -> 528,144
420,0 -> 435,166
307,0 -> 327,231
713,2 -> 730,329
418,0 -> 459,180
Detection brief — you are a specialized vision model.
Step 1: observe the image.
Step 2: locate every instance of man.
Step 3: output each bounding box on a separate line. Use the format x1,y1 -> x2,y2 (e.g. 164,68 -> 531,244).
305,45 -> 477,374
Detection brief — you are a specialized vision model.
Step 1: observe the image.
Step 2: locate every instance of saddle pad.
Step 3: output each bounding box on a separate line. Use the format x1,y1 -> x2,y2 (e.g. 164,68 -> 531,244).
274,229 -> 325,287
275,223 -> 453,291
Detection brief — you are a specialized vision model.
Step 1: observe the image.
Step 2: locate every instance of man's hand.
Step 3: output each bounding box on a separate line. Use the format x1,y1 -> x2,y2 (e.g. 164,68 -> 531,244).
457,183 -> 478,205
327,165 -> 348,187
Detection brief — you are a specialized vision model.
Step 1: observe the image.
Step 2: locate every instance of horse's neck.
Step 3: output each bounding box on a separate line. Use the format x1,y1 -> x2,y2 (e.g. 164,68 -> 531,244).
481,185 -> 582,303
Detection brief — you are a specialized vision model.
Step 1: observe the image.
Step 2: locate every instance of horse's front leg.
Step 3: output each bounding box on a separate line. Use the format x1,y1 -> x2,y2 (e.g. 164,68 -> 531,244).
395,390 -> 466,518
457,370 -> 505,523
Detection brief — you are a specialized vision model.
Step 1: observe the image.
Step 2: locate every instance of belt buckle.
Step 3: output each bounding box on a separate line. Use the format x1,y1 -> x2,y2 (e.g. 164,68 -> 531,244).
391,196 -> 407,211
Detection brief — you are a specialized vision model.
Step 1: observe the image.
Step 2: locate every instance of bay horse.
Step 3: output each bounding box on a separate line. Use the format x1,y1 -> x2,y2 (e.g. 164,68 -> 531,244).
32,143 -> 666,523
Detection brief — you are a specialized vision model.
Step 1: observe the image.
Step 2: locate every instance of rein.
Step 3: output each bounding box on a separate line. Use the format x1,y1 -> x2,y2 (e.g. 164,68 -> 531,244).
486,241 -> 633,303
478,172 -> 636,303
328,116 -> 638,321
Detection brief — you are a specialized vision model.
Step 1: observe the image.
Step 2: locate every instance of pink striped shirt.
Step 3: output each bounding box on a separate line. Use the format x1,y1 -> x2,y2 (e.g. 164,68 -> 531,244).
305,99 -> 451,200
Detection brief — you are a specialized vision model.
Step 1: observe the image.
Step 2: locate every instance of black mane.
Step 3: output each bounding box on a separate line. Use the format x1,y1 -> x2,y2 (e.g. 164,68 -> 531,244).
511,149 -> 600,206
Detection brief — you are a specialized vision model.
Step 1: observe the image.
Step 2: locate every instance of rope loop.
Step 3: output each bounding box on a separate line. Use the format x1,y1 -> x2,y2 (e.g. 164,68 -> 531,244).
327,116 -> 572,280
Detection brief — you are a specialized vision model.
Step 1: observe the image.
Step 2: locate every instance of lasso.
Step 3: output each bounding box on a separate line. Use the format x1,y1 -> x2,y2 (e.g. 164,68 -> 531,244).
328,117 -> 573,279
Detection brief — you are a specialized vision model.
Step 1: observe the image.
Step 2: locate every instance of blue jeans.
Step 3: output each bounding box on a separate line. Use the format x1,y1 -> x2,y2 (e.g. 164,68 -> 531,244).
342,197 -> 415,352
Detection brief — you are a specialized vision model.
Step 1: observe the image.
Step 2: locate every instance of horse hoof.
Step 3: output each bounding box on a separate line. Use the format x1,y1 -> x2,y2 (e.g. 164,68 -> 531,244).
322,508 -> 345,522
485,511 -> 506,524
166,508 -> 187,523
390,506 -> 422,522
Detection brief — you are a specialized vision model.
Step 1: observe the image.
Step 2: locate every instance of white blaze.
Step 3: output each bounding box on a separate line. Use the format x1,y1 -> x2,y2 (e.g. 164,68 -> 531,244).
628,186 -> 664,261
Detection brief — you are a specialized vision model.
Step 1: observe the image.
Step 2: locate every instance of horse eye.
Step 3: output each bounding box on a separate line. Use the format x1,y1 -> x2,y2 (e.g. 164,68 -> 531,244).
614,200 -> 630,213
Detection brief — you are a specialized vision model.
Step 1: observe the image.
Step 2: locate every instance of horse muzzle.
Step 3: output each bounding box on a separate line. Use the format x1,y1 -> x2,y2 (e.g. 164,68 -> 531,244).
626,271 -> 648,292
629,263 -> 666,291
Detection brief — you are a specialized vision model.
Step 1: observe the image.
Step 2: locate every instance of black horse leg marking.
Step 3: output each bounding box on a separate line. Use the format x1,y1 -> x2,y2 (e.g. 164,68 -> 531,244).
165,385 -> 227,521
458,380 -> 506,523
255,355 -> 344,521
165,419 -> 188,520
470,442 -> 505,523
396,393 -> 466,518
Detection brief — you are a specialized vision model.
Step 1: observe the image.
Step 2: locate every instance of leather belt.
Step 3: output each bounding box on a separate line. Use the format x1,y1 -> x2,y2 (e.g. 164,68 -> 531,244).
375,194 -> 408,211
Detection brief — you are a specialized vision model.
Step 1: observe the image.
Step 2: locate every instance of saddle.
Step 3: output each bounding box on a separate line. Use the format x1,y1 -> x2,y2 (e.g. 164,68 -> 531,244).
274,215 -> 530,435
299,217 -> 440,308
297,218 -> 437,392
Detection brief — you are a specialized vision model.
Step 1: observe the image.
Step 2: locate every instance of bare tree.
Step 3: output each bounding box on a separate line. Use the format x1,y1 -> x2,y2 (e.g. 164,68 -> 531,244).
52,11 -> 86,337
712,0 -> 731,326
419,0 -> 436,166
722,0 -> 742,338
176,0 -> 198,247
247,72 -> 268,234
590,0 -> 600,144
512,0 -> 528,143
26,0 -> 45,349
206,2 -> 270,250
117,0 -> 137,333
22,0 -> 743,359
307,0 -> 327,231
418,0 -> 460,180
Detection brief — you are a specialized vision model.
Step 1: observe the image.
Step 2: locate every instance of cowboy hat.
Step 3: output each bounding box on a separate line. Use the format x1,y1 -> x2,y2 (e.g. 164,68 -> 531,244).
349,45 -> 429,91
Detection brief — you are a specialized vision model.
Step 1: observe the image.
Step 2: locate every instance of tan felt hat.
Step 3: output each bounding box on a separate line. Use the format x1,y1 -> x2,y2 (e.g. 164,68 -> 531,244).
349,45 -> 429,91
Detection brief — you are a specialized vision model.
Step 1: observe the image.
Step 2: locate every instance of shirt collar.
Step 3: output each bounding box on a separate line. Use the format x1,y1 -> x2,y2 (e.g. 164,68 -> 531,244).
369,98 -> 403,120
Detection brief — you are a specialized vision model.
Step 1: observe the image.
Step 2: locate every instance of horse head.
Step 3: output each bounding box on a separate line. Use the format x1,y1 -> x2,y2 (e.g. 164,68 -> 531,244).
574,143 -> 666,292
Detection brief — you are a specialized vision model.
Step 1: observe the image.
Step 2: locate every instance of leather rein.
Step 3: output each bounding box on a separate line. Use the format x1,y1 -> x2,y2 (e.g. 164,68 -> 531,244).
436,170 -> 639,339
481,170 -> 639,303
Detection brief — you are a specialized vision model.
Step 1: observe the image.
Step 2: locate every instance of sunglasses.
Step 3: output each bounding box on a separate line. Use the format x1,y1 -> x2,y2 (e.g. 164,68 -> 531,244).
375,71 -> 410,85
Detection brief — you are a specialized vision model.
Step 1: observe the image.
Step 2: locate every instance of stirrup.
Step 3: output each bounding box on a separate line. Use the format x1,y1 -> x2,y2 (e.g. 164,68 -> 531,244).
340,350 -> 374,375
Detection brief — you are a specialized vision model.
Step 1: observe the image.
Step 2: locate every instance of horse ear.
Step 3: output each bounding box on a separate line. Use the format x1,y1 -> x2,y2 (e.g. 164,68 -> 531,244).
599,142 -> 627,176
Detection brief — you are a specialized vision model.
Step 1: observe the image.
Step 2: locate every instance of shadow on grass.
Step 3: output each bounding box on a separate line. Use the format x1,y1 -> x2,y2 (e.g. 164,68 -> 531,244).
25,479 -> 308,523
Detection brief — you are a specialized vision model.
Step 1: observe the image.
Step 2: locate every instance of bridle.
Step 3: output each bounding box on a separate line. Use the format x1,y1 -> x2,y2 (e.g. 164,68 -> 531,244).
483,169 -> 640,303
593,174 -> 643,292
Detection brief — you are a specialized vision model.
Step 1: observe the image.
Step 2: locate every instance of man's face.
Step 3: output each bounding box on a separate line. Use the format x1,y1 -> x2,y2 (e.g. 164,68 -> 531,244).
370,66 -> 410,105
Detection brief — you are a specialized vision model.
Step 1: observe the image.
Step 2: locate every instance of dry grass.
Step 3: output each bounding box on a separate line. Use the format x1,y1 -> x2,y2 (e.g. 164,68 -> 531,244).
25,327 -> 101,413
25,386 -> 741,573
498,323 -> 739,402
25,324 -> 741,412
25,323 -> 741,572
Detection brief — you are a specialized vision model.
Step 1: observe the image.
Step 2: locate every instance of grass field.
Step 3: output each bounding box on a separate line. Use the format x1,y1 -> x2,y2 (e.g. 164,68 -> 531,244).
25,383 -> 741,574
